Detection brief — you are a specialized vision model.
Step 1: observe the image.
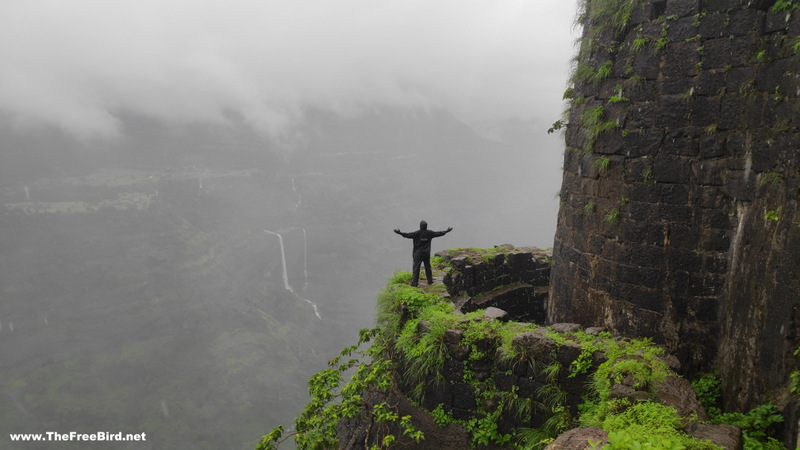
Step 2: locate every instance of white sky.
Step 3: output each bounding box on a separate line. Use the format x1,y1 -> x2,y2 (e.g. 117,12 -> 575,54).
0,0 -> 580,139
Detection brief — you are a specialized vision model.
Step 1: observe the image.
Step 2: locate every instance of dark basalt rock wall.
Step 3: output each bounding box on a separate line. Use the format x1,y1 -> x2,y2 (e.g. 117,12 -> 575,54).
549,0 -> 800,429
440,246 -> 551,323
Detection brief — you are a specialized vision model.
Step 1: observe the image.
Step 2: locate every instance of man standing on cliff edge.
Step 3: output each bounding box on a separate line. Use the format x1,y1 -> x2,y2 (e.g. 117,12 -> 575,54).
394,221 -> 453,287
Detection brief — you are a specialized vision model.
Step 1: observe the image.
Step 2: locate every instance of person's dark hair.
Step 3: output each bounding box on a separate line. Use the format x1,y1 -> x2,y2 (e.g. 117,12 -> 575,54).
419,220 -> 427,230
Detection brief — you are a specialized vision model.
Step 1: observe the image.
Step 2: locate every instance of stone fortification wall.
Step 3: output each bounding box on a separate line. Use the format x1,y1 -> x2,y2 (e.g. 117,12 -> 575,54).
338,247 -> 730,448
439,246 -> 551,323
549,0 -> 800,422
396,321 -> 606,429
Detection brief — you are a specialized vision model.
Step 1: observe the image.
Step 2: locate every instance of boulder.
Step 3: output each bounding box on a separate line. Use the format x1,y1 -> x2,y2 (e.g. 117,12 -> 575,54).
684,422 -> 742,450
551,323 -> 582,333
586,327 -> 607,335
655,376 -> 710,421
608,383 -> 651,403
484,307 -> 509,322
545,427 -> 608,449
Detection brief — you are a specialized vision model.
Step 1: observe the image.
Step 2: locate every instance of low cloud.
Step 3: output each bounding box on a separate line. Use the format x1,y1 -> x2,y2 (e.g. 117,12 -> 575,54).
0,0 -> 578,139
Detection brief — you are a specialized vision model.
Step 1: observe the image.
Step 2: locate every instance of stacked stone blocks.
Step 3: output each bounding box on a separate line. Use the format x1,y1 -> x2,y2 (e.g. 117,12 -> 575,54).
552,0 -> 799,376
439,246 -> 552,323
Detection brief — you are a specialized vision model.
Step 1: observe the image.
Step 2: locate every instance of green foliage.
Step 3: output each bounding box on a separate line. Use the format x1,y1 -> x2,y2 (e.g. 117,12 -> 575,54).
691,372 -> 721,417
598,430 -> 687,450
581,105 -> 620,154
583,105 -> 606,127
642,166 -> 654,185
596,60 -> 614,83
543,361 -> 562,383
574,63 -> 599,84
603,402 -> 681,432
599,403 -> 721,450
592,156 -> 612,174
630,36 -> 647,53
397,288 -> 444,314
270,259 -> 799,450
570,59 -> 613,86
654,16 -> 674,54
790,35 -> 800,54
605,209 -> 620,226
580,0 -> 642,40
771,0 -> 799,13
580,398 -> 633,428
545,404 -> 574,435
496,321 -> 539,359
765,209 -> 780,222
467,409 -> 513,446
395,318 -> 449,401
714,403 -> 784,447
791,346 -> 800,395
256,328 -> 424,449
517,428 -> 556,450
430,404 -> 454,428
585,201 -> 597,215
389,270 -> 413,285
682,87 -> 696,103
655,37 -> 669,53
503,387 -> 533,422
609,94 -> 630,104
791,370 -> 800,395
691,374 -> 788,448
589,337 -> 668,402
572,344 -> 599,376
377,276 -> 451,337
759,172 -> 783,187
548,119 -> 567,134
607,358 -> 658,390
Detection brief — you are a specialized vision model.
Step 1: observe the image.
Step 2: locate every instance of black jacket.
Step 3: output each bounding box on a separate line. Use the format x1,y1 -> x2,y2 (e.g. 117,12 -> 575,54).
398,228 -> 449,254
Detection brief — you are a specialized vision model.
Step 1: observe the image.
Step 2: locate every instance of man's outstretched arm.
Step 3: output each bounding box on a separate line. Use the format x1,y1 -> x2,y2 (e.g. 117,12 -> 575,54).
394,229 -> 413,238
433,227 -> 453,238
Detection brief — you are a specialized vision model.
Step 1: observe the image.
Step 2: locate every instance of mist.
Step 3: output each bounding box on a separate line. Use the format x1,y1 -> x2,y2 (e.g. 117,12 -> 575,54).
1,0 -> 576,138
0,1 -> 579,448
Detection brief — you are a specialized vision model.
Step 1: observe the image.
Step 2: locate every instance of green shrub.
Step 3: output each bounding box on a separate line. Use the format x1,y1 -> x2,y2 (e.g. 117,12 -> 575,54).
255,328 -> 424,449
691,372 -> 721,417
714,403 -> 785,449
594,429 -> 688,450
430,404 -> 453,428
389,270 -> 413,285
600,402 -> 721,450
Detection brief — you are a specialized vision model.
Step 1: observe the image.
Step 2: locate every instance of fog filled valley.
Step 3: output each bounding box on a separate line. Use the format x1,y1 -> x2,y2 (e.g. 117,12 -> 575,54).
0,109 -> 561,449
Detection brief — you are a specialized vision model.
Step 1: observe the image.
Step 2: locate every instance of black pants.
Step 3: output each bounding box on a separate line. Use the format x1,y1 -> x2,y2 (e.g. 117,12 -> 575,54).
411,250 -> 433,286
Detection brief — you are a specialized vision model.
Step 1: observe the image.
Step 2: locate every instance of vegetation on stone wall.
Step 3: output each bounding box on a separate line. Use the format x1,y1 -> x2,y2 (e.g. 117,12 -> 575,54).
552,2 -> 800,441
256,249 -> 790,449
255,324 -> 424,449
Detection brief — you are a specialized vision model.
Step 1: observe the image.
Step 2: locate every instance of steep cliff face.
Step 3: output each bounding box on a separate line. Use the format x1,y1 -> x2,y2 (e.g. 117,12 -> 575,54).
331,247 -> 716,449
549,0 -> 800,418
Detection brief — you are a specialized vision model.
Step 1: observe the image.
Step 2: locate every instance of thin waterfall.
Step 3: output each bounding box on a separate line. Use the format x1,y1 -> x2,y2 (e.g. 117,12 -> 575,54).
264,230 -> 321,320
264,229 -> 291,290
